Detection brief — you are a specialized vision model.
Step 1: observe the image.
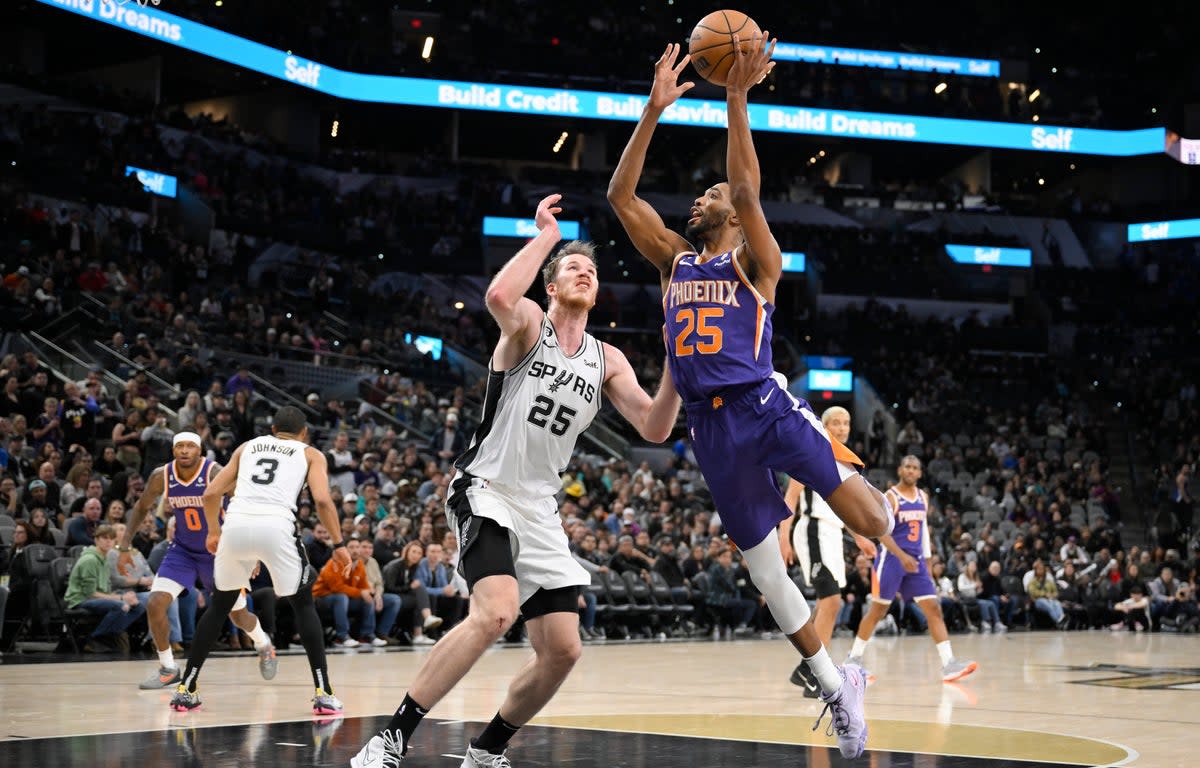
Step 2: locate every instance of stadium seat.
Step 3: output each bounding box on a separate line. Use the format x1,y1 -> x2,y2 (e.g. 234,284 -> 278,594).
49,557 -> 100,653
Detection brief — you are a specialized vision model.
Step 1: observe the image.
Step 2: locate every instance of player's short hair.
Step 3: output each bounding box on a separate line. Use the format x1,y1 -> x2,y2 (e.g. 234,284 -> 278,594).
542,240 -> 597,288
273,406 -> 308,436
900,454 -> 922,467
820,406 -> 850,426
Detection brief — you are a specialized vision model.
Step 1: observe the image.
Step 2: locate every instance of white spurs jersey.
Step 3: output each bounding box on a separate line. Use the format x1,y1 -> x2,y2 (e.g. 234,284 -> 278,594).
226,436 -> 311,519
456,315 -> 605,498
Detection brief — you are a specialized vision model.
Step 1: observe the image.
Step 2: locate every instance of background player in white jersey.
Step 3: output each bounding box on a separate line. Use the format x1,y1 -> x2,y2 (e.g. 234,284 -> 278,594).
168,407 -> 352,715
847,455 -> 977,683
117,432 -> 274,690
352,194 -> 681,768
779,406 -> 877,697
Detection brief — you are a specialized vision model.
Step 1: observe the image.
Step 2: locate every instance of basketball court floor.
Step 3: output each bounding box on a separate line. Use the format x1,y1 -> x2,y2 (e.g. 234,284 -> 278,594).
0,631 -> 1191,766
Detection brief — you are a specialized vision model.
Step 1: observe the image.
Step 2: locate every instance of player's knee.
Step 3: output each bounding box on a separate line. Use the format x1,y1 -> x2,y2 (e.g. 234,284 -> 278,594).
471,601 -> 519,640
148,591 -> 173,615
544,635 -> 583,671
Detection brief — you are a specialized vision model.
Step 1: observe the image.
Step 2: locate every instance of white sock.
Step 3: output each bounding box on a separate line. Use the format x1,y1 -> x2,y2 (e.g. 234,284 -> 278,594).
850,635 -> 869,658
936,640 -> 954,666
804,646 -> 843,696
247,620 -> 271,650
158,648 -> 176,670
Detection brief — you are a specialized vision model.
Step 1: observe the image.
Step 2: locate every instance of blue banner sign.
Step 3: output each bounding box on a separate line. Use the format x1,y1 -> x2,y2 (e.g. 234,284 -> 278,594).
807,369 -> 854,392
38,1 -> 1165,157
805,355 -> 853,370
772,43 -> 999,77
1127,218 -> 1200,243
404,333 -> 443,361
780,251 -> 806,273
944,244 -> 1032,268
125,164 -> 177,198
483,217 -> 581,240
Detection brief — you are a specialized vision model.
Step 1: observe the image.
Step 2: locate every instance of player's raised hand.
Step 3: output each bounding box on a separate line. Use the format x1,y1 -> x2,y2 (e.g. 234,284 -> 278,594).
649,43 -> 695,110
534,193 -> 563,235
725,32 -> 776,95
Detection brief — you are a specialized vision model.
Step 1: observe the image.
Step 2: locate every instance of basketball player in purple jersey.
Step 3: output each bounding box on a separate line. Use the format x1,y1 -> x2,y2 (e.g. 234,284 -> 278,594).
609,38 -> 892,759
848,455 -> 977,682
118,432 -> 276,690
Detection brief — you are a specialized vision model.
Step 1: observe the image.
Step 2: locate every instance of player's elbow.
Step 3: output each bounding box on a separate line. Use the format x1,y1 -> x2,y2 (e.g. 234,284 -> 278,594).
640,419 -> 672,444
484,287 -> 516,314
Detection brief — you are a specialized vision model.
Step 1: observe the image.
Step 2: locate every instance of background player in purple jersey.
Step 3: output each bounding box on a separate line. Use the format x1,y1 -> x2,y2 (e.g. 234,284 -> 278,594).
848,455 -> 977,683
118,432 -> 275,690
610,38 -> 894,759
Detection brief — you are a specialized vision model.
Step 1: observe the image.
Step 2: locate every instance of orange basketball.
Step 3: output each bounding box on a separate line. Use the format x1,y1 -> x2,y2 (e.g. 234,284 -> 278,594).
688,10 -> 762,86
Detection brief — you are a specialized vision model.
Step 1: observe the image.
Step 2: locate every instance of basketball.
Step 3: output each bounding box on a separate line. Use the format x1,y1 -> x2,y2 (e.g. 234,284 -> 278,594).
688,10 -> 762,86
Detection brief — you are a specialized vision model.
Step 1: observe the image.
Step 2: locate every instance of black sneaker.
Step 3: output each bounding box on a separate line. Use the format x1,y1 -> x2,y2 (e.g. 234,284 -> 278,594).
790,659 -> 821,698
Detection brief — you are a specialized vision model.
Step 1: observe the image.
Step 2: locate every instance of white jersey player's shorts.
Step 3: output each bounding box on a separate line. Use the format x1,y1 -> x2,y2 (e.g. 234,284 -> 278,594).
793,514 -> 848,594
447,475 -> 590,606
213,513 -> 309,597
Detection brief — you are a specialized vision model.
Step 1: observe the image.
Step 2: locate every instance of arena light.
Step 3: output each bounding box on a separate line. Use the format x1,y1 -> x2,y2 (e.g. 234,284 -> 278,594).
552,131 -> 568,153
934,82 -> 948,94
421,36 -> 434,61
330,119 -> 339,137
1029,88 -> 1041,102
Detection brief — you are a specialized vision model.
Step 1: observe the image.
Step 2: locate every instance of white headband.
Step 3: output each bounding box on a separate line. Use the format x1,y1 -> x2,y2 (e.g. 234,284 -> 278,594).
173,432 -> 202,447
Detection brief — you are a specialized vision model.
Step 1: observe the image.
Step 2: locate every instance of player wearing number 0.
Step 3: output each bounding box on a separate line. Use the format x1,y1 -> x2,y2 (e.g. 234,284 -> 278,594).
608,38 -> 893,759
169,407 -> 353,715
117,432 -> 275,690
847,455 -> 977,683
351,194 -> 681,768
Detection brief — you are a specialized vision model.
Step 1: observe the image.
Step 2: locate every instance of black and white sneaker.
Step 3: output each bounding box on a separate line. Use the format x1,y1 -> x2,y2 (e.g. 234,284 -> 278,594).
461,745 -> 512,767
350,729 -> 405,767
789,660 -> 821,698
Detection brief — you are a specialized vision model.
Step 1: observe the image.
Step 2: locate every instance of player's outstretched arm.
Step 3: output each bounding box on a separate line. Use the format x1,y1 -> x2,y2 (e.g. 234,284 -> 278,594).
117,466 -> 164,573
485,194 -> 564,371
202,445 -> 244,545
607,43 -> 695,274
724,33 -> 782,295
601,346 -> 681,443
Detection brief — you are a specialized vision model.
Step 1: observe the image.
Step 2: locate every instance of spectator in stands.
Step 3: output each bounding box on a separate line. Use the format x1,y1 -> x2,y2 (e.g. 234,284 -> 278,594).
980,560 -> 1014,629
372,519 -> 404,567
382,540 -> 442,645
652,536 -> 689,602
111,410 -> 143,468
957,559 -> 1003,631
64,524 -> 145,653
312,534 -> 382,648
1149,565 -> 1198,629
428,411 -> 465,467
59,463 -> 92,515
415,542 -> 465,627
354,537 -> 402,645
225,365 -> 254,396
1026,559 -> 1068,628
705,548 -> 756,638
1110,583 -> 1152,632
306,523 -> 335,572
325,432 -> 357,495
608,534 -> 654,579
66,497 -> 103,546
2,522 -> 37,634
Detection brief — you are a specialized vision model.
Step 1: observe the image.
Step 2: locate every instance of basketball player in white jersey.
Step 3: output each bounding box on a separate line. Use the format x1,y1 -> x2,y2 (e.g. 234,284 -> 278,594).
117,432 -> 274,690
352,194 -> 681,768
779,406 -> 877,697
168,407 -> 352,715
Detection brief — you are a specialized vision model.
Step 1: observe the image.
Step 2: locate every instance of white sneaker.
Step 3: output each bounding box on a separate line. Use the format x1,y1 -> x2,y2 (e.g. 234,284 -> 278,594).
335,637 -> 361,648
461,745 -> 511,767
981,623 -> 992,634
423,615 -> 444,631
412,635 -> 435,646
369,636 -> 389,647
995,622 -> 1008,633
350,729 -> 405,767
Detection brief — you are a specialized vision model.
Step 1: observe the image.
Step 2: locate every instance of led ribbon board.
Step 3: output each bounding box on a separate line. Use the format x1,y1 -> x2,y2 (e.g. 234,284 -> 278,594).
771,43 -> 999,77
38,1 -> 1165,156
944,244 -> 1033,267
125,165 -> 177,197
780,251 -> 806,273
1127,218 -> 1200,243
483,217 -> 581,239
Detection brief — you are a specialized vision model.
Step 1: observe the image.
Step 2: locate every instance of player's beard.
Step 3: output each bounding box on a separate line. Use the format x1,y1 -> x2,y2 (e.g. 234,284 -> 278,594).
685,209 -> 727,245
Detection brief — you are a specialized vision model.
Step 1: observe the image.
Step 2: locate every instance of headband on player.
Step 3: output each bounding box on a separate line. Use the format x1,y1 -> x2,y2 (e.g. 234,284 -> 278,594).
173,432 -> 202,447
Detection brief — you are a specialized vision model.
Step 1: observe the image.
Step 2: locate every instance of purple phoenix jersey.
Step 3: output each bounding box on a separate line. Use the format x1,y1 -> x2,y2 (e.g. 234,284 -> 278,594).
166,457 -> 217,554
886,486 -> 929,557
664,249 -> 773,402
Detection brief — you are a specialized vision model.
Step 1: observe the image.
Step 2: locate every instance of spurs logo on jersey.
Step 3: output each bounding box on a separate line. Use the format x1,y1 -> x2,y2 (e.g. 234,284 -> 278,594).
225,435 -> 311,520
456,314 -> 605,499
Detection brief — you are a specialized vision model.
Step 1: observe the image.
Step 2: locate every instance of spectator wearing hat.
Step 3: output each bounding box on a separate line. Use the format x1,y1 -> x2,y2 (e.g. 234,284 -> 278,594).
373,520 -> 405,567
341,492 -> 359,521
428,411 -> 465,467
354,453 -> 383,490
209,431 -> 236,464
